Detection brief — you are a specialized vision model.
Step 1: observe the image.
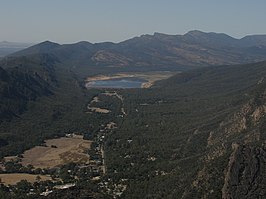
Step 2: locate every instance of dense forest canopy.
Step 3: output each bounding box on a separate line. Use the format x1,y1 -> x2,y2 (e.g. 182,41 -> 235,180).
0,36 -> 266,198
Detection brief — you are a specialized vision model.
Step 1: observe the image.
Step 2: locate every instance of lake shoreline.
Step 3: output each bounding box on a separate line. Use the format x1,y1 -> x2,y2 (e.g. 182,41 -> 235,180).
85,71 -> 178,89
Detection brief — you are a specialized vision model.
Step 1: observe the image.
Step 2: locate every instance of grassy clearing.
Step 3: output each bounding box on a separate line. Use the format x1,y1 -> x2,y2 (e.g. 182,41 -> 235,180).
0,173 -> 52,185
21,136 -> 92,168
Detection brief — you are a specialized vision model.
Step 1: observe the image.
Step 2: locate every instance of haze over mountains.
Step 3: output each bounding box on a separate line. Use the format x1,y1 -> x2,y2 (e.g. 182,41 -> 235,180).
0,41 -> 34,57
9,30 -> 266,75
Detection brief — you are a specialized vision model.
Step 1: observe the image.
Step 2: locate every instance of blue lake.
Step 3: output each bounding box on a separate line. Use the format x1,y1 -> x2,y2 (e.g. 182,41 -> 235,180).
86,78 -> 146,88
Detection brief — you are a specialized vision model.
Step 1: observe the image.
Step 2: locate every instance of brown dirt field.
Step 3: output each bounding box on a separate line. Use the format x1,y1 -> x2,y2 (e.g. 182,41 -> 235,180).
0,173 -> 51,185
21,136 -> 92,168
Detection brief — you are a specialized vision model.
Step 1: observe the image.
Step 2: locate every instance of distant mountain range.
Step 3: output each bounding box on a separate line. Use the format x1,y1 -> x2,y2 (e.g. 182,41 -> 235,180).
0,41 -> 34,57
1,30 -> 266,122
9,30 -> 266,75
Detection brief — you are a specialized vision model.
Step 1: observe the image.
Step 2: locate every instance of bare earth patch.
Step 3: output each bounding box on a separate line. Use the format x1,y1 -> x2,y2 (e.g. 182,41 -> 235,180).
21,136 -> 92,168
86,95 -> 111,114
87,107 -> 111,114
0,173 -> 51,185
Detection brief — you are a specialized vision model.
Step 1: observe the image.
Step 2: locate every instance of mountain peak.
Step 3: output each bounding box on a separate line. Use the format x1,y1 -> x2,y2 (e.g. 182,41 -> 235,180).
185,30 -> 233,38
185,30 -> 206,36
241,35 -> 266,46
75,41 -> 93,45
184,30 -> 237,46
153,32 -> 169,37
10,41 -> 60,57
38,40 -> 60,47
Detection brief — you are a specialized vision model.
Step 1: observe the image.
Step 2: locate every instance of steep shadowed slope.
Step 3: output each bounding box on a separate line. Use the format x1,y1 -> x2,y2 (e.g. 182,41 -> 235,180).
0,53 -> 104,158
0,55 -> 57,122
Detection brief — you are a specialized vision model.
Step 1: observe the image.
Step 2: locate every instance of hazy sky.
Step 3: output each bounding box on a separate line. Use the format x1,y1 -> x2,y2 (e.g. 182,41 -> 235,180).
1,0 -> 266,43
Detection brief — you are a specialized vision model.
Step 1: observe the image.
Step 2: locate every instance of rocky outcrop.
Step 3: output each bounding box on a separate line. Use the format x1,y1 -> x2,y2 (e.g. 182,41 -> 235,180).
222,144 -> 266,199
191,86 -> 266,199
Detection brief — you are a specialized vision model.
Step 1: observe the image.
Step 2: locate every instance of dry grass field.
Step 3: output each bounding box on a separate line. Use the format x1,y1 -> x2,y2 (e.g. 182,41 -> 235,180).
0,173 -> 51,185
21,135 -> 92,168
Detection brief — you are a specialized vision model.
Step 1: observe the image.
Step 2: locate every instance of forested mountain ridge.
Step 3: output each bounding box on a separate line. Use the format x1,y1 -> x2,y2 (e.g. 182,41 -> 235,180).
4,30 -> 266,124
10,31 -> 266,75
0,54 -> 57,122
0,53 -> 99,157
104,61 -> 266,198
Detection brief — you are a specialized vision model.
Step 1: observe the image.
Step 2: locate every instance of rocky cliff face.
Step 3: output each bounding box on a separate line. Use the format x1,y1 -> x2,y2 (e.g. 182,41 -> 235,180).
222,144 -> 266,199
190,82 -> 266,198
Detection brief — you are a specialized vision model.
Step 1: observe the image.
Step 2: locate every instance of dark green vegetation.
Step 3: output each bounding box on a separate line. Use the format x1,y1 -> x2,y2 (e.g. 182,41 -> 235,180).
0,55 -> 55,122
0,161 -> 112,199
0,50 -> 125,198
1,32 -> 266,198
104,61 -> 266,198
1,59 -> 266,198
0,54 -> 115,157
